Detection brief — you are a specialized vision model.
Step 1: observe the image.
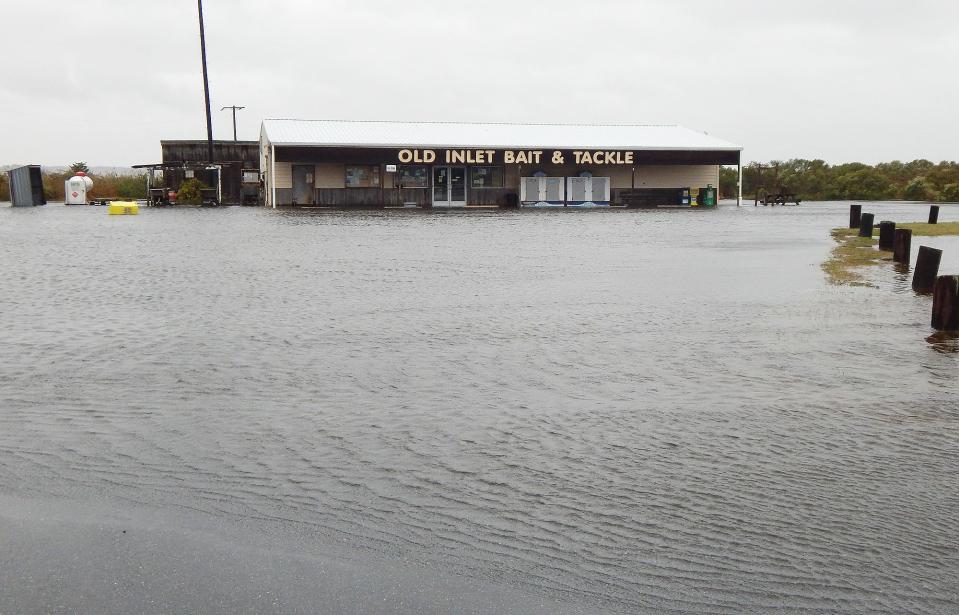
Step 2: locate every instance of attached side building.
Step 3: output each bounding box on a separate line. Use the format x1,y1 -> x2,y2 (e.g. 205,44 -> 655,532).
260,120 -> 741,208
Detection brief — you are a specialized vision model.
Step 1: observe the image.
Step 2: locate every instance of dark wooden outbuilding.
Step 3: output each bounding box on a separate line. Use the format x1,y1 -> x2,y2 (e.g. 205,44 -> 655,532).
158,140 -> 260,205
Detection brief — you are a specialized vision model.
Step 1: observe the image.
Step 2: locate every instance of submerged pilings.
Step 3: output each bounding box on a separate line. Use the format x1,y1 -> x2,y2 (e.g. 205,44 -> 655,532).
840,208 -> 957,332
849,204 -> 862,229
893,229 -> 912,264
878,221 -> 896,251
932,276 -> 959,331
912,246 -> 942,294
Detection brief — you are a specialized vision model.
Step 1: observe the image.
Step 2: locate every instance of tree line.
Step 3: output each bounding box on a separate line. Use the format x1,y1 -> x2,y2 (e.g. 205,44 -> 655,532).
720,159 -> 959,202
7,158 -> 959,204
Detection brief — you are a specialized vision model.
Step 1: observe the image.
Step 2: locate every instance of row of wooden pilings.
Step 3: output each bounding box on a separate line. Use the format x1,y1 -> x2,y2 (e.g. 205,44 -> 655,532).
849,204 -> 957,330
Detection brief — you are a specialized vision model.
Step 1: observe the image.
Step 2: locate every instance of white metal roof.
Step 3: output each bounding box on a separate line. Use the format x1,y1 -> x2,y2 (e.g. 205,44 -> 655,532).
261,119 -> 741,151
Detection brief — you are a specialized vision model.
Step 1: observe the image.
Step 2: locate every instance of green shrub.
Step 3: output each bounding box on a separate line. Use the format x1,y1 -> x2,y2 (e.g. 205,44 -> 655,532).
940,183 -> 959,203
903,177 -> 937,202
114,174 -> 148,199
177,178 -> 206,204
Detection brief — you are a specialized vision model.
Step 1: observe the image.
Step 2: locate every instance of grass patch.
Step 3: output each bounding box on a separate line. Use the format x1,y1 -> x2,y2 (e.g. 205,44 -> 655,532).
836,221 -> 959,238
823,220 -> 958,286
897,221 -> 959,236
822,228 -> 887,287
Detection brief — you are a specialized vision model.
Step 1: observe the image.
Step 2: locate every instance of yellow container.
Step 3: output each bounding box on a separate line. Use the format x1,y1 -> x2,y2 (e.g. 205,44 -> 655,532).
108,201 -> 139,215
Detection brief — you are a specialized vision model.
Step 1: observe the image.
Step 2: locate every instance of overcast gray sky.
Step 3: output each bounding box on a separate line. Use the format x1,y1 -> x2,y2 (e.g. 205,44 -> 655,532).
2,0 -> 957,167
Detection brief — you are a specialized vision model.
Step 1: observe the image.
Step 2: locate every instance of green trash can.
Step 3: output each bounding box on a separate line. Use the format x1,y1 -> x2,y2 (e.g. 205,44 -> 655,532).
699,185 -> 717,208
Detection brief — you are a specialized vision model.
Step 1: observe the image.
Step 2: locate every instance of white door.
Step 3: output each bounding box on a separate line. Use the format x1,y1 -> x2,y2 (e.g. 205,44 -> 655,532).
433,166 -> 467,207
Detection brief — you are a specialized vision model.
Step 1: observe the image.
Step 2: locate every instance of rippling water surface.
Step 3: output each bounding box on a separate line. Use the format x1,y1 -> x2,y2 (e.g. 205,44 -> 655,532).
1,202 -> 958,613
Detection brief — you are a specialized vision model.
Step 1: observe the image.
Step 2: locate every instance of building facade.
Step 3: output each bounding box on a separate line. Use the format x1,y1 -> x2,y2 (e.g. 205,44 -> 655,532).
260,120 -> 741,208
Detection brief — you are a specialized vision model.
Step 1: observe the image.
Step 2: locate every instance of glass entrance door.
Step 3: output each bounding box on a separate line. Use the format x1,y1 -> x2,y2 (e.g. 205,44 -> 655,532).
432,166 -> 467,207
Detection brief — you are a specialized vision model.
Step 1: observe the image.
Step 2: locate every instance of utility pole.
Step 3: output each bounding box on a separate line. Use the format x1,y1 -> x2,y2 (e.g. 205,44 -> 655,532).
221,105 -> 245,141
197,0 -> 214,162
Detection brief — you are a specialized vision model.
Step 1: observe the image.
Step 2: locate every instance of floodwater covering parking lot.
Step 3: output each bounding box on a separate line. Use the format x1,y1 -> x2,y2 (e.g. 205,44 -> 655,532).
1,201 -> 957,614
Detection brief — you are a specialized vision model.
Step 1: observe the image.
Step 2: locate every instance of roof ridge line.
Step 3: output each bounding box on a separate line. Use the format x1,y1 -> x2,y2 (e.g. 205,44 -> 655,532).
263,118 -> 682,128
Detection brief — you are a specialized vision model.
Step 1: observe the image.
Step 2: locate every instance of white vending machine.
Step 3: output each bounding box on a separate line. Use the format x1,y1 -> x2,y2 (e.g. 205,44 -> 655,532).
520,176 -> 566,207
566,176 -> 610,207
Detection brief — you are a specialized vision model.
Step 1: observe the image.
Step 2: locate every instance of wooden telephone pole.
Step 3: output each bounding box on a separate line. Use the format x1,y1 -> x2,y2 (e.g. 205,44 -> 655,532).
221,106 -> 245,141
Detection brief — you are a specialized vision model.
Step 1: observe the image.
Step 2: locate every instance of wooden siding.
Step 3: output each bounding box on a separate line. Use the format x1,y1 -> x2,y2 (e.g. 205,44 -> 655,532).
314,188 -> 430,207
161,140 -> 260,205
634,165 -> 719,193
274,162 -> 292,189
469,188 -> 514,206
161,140 -> 259,167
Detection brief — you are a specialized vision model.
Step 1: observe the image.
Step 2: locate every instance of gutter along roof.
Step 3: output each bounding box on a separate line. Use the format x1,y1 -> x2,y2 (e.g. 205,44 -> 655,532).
262,119 -> 741,152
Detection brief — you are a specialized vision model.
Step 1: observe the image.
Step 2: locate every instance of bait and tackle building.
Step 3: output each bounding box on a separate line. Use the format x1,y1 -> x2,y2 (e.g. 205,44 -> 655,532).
259,119 -> 741,208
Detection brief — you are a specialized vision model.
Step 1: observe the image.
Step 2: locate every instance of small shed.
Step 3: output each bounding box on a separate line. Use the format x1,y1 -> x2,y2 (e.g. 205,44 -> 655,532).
132,141 -> 261,205
7,165 -> 46,207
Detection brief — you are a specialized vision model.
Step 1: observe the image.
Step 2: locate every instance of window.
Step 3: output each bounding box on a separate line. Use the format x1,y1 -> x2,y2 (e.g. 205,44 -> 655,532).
470,166 -> 504,188
242,171 -> 259,183
395,165 -> 428,188
345,165 -> 381,188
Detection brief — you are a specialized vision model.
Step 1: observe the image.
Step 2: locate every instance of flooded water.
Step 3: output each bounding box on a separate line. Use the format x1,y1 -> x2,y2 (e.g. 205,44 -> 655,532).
1,201 -> 958,613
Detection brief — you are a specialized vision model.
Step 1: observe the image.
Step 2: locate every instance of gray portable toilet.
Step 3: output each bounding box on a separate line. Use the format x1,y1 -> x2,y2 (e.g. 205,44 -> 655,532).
8,165 -> 47,206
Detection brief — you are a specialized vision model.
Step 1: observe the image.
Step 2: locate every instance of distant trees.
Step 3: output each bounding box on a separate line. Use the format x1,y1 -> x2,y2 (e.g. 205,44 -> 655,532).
36,170 -> 147,201
721,159 -> 959,202
941,184 -> 959,202
1,166 -> 147,202
903,177 -> 936,201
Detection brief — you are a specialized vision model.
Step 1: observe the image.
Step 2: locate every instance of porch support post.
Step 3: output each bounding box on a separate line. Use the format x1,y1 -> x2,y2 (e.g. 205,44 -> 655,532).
271,144 -> 277,209
737,160 -> 742,206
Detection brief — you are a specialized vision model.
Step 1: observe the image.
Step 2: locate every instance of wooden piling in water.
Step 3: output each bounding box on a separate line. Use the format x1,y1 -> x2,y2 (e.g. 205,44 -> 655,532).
858,213 -> 875,238
912,246 -> 942,293
878,221 -> 896,251
931,276 -> 959,331
929,205 -> 940,225
849,204 -> 862,229
893,228 -> 912,264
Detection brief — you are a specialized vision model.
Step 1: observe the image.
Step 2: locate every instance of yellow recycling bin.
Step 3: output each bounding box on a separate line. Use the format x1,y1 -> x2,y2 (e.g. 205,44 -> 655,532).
108,201 -> 139,215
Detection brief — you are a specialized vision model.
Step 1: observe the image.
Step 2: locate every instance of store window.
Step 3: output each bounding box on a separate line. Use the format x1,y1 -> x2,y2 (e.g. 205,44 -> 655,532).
395,165 -> 428,188
470,166 -> 504,188
345,165 -> 381,188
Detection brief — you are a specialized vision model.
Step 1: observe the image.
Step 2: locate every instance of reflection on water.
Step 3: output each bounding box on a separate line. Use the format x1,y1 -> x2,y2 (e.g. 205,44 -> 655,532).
892,262 -> 912,288
926,331 -> 959,354
1,201 -> 958,614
